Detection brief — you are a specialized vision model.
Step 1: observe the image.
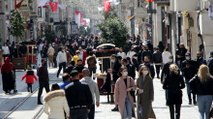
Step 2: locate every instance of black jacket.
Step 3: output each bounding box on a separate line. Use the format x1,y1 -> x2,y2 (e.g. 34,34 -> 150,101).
153,51 -> 162,64
163,73 -> 185,105
189,75 -> 213,95
65,80 -> 93,110
37,66 -> 49,84
182,66 -> 197,81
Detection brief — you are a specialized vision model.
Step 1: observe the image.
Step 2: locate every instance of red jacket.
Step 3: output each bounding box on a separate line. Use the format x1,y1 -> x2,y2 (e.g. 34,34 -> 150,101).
22,73 -> 38,84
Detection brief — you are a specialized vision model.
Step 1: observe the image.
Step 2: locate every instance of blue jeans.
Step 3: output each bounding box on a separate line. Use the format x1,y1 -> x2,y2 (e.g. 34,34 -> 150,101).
197,95 -> 213,119
123,96 -> 132,119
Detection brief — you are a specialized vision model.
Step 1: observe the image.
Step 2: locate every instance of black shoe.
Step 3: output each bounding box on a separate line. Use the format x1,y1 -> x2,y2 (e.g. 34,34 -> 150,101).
189,101 -> 192,105
193,101 -> 197,105
37,102 -> 43,105
111,107 -> 118,111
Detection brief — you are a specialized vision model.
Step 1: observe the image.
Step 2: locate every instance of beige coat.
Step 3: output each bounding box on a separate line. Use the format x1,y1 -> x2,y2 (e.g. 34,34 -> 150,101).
43,90 -> 69,119
114,76 -> 136,118
136,75 -> 155,119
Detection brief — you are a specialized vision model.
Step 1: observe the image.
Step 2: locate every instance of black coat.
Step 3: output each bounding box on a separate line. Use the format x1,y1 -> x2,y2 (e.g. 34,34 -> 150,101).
65,80 -> 93,110
163,73 -> 185,105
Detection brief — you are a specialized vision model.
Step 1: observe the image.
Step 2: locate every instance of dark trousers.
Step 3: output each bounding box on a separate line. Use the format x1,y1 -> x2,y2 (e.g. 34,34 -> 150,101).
154,64 -> 161,78
186,81 -> 196,103
37,83 -> 50,103
70,109 -> 88,119
27,83 -> 32,93
88,104 -> 95,119
57,62 -> 66,77
169,104 -> 181,119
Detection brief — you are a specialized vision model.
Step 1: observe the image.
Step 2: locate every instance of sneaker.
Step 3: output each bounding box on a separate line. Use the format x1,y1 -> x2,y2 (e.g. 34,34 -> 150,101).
111,107 -> 118,111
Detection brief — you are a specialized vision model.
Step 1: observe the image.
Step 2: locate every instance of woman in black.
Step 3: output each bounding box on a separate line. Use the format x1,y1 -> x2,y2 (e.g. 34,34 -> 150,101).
163,64 -> 185,119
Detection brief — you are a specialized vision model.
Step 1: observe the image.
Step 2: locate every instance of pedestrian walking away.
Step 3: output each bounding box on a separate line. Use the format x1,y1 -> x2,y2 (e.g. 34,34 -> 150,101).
80,68 -> 100,119
189,65 -> 213,119
65,69 -> 93,119
43,83 -> 70,119
21,67 -> 38,93
37,60 -> 50,105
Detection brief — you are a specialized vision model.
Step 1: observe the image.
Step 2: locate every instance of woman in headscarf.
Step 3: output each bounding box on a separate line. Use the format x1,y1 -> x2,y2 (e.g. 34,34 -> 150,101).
136,65 -> 155,119
1,57 -> 16,94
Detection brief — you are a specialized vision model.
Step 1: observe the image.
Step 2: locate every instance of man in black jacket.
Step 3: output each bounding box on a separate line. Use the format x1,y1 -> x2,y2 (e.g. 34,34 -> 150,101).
153,47 -> 162,78
65,70 -> 93,119
37,60 -> 50,105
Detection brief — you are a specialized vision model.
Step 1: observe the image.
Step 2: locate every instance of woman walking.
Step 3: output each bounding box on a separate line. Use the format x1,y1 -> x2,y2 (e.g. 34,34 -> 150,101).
1,57 -> 16,94
43,83 -> 69,119
114,68 -> 136,119
163,64 -> 185,119
136,65 -> 155,119
190,65 -> 213,119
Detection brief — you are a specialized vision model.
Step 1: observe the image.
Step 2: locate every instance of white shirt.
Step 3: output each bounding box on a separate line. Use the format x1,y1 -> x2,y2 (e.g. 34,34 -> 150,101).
162,51 -> 172,64
56,51 -> 67,64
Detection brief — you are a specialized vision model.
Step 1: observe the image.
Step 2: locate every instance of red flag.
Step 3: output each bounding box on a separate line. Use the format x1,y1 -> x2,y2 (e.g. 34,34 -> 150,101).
146,0 -> 154,2
49,2 -> 58,13
104,0 -> 110,12
15,0 -> 25,9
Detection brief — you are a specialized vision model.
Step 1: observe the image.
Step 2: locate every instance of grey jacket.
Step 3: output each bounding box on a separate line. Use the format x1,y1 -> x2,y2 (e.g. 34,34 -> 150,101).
80,77 -> 100,104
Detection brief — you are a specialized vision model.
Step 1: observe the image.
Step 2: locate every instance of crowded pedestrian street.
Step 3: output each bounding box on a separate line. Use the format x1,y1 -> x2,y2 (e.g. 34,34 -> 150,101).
0,0 -> 213,119
0,66 -> 200,119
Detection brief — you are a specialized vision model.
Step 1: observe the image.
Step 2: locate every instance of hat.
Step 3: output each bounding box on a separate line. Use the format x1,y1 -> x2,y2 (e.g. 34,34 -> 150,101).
70,70 -> 78,76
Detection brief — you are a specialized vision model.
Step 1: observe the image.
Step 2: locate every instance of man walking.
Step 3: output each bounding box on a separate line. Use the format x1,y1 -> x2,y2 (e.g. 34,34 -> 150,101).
80,68 -> 100,119
37,60 -> 50,104
65,70 -> 93,119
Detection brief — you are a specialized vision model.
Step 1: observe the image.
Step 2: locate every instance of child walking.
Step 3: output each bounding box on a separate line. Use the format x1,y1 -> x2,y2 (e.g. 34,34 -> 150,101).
22,67 -> 38,93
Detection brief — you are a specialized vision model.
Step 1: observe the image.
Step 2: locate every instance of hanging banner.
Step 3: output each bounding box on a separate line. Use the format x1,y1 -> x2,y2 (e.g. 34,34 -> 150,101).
104,0 -> 110,12
49,2 -> 58,13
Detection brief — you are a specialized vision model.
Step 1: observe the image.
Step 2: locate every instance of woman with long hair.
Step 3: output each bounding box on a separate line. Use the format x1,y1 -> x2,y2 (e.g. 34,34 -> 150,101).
163,64 -> 185,119
114,68 -> 136,119
136,65 -> 155,119
190,65 -> 213,119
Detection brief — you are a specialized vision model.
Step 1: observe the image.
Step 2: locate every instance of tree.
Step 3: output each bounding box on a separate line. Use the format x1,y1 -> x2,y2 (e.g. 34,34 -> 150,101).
98,11 -> 128,48
10,10 -> 25,41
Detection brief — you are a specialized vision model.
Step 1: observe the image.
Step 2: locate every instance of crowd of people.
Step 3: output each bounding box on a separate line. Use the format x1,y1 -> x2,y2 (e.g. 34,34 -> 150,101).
0,34 -> 213,119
